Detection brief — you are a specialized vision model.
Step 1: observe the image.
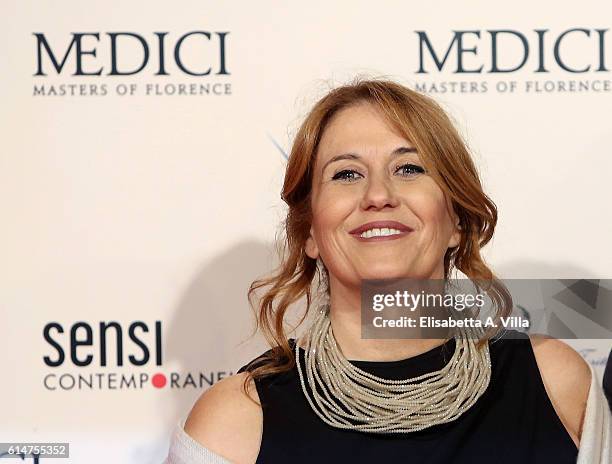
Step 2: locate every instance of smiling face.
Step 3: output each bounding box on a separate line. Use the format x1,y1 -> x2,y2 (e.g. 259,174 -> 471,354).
304,101 -> 461,289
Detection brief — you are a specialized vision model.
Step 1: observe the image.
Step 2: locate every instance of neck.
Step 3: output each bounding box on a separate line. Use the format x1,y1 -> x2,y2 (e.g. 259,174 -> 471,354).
299,277 -> 449,362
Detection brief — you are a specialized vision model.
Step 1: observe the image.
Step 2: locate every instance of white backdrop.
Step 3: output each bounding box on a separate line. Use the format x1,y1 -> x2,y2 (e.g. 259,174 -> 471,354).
1,1 -> 611,462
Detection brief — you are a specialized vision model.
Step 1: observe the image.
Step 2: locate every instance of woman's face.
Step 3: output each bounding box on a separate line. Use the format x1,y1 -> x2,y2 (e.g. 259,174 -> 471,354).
305,101 -> 461,288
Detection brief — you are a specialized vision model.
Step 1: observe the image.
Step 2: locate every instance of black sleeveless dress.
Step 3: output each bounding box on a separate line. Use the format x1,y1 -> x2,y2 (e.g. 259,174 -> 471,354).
237,329 -> 578,463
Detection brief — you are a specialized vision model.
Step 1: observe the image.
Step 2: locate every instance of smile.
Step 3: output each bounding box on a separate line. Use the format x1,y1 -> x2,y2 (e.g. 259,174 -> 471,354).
360,227 -> 402,238
352,227 -> 411,242
349,220 -> 413,242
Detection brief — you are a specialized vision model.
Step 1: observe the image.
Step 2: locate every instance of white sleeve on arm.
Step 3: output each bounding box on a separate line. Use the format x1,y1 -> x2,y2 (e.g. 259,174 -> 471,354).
576,362 -> 612,464
162,417 -> 233,464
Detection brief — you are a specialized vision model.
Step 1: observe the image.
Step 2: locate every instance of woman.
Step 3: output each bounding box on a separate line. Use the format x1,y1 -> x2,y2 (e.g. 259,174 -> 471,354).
165,78 -> 610,463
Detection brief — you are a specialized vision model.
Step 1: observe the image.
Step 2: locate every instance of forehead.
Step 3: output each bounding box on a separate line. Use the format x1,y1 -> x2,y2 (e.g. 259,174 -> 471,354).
317,102 -> 411,156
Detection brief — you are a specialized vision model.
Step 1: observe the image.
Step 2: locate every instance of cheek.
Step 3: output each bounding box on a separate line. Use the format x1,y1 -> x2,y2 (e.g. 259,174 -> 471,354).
311,190 -> 354,233
410,183 -> 453,233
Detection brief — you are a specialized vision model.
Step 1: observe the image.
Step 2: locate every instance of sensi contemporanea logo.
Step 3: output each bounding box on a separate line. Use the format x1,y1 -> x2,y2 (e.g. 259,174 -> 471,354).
42,320 -> 232,391
32,31 -> 232,97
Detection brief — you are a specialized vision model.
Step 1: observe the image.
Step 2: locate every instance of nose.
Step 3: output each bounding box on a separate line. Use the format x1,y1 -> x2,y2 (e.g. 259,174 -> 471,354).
359,171 -> 400,211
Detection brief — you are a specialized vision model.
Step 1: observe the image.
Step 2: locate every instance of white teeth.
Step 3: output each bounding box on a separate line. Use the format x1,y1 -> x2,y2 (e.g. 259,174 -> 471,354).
359,228 -> 403,238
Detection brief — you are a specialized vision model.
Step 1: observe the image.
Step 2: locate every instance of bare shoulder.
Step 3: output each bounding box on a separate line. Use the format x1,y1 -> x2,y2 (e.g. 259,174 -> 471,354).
528,334 -> 591,448
183,371 -> 262,464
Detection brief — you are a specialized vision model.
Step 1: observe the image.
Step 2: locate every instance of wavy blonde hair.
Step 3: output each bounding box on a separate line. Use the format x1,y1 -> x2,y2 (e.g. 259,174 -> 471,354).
241,76 -> 512,398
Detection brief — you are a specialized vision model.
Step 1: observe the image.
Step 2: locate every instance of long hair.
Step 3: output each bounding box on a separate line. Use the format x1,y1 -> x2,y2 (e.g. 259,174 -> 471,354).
241,76 -> 512,399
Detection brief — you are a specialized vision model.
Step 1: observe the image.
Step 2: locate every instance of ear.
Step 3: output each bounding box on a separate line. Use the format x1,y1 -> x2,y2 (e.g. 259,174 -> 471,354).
448,213 -> 461,249
305,225 -> 319,259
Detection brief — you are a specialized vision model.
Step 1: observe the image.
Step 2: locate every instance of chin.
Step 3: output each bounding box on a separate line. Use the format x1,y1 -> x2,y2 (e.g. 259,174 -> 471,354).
359,266 -> 418,281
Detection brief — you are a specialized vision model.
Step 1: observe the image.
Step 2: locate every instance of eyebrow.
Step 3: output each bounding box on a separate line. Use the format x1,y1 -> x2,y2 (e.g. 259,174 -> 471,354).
321,146 -> 417,173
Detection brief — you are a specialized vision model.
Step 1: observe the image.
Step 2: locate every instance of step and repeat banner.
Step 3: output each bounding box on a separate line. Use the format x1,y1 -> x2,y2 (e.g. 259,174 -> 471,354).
2,1 -> 611,462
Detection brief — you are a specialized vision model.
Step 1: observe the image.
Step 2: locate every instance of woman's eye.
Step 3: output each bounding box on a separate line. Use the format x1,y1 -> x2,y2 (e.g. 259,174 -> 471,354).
331,169 -> 363,182
331,164 -> 424,182
395,163 -> 425,177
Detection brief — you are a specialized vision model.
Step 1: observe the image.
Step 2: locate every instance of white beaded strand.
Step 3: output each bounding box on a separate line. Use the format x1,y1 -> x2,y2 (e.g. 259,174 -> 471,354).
295,303 -> 491,433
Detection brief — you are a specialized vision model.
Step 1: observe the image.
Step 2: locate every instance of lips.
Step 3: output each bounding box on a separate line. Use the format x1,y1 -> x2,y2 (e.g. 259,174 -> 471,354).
348,220 -> 413,236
